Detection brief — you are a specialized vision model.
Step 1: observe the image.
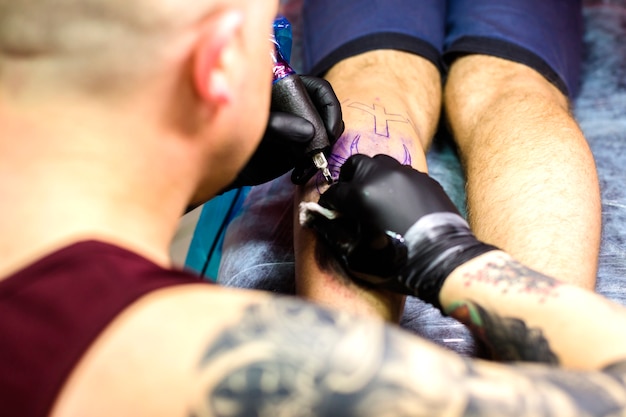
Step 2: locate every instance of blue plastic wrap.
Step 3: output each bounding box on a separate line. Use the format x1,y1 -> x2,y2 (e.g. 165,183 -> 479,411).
273,15 -> 293,63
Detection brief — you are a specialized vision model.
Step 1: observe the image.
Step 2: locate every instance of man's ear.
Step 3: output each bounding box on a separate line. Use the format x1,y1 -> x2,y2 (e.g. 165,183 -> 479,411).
193,10 -> 244,105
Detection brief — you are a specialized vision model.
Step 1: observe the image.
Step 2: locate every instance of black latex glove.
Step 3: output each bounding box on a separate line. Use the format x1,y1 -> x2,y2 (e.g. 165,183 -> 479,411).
224,76 -> 344,191
306,154 -> 497,310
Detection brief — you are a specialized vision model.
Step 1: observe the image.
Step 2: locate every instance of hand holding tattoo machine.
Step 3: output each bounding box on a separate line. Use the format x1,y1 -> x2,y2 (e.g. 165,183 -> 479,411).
300,154 -> 498,311
221,17 -> 343,191
270,17 -> 339,185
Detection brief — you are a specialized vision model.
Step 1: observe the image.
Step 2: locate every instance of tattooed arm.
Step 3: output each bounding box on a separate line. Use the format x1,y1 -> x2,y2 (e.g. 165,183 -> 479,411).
48,279 -> 626,417
293,50 -> 441,322
190,292 -> 626,417
440,251 -> 626,370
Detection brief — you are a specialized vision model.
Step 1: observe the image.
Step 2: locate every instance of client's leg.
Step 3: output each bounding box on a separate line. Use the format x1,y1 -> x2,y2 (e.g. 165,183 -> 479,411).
444,55 -> 601,288
293,0 -> 446,321
442,0 -> 600,288
293,50 -> 442,321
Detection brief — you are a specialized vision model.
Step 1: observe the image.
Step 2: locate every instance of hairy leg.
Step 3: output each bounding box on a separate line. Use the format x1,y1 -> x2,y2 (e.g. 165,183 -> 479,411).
293,50 -> 442,321
444,55 -> 601,289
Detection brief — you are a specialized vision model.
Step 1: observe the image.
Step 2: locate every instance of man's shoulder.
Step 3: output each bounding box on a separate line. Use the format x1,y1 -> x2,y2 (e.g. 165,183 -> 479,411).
50,283 -> 277,417
0,239 -> 221,417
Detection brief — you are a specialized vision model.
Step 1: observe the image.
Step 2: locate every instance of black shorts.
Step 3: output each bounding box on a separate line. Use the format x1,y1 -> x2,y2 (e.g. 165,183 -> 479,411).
302,0 -> 583,97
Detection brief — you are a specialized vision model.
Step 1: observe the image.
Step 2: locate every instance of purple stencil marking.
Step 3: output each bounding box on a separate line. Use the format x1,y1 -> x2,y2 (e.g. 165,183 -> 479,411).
402,144 -> 412,166
313,132 -> 413,193
347,103 -> 409,137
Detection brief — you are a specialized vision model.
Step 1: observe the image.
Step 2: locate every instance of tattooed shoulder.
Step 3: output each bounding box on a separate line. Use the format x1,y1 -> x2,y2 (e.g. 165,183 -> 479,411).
189,296 -> 462,417
189,296 -> 626,417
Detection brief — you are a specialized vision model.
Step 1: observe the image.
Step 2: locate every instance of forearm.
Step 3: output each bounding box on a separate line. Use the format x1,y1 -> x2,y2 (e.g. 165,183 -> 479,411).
293,50 -> 441,321
440,251 -> 626,370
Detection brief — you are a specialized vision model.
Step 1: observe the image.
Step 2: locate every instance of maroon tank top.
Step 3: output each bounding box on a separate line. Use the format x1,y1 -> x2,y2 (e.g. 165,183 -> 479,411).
0,240 -> 206,417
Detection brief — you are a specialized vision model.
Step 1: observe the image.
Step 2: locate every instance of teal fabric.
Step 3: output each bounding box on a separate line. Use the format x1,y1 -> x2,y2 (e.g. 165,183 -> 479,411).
185,187 -> 250,280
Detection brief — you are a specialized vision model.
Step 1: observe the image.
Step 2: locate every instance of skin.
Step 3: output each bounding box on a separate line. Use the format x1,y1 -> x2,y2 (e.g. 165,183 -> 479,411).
445,55 -> 601,289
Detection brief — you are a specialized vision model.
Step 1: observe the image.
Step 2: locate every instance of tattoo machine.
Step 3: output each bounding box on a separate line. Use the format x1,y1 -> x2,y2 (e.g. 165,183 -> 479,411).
271,16 -> 333,185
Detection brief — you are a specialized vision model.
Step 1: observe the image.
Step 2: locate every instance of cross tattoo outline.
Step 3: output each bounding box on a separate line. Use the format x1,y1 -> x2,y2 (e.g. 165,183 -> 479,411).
347,102 -> 409,137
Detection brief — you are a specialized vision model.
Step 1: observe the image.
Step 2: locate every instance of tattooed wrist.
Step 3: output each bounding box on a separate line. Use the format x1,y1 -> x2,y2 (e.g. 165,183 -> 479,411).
458,253 -> 562,302
447,301 -> 559,364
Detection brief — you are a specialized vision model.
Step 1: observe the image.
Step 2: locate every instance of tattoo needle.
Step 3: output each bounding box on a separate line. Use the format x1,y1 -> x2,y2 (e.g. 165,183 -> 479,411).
313,152 -> 333,184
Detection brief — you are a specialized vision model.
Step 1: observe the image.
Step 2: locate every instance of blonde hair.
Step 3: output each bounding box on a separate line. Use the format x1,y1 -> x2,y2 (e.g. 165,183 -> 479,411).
0,0 -> 215,95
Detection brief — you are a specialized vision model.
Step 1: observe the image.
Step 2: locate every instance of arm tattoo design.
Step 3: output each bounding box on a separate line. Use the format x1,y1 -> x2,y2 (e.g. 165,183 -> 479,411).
190,297 -> 455,417
447,301 -> 558,364
190,297 -> 626,417
461,258 -> 561,303
446,258 -> 561,363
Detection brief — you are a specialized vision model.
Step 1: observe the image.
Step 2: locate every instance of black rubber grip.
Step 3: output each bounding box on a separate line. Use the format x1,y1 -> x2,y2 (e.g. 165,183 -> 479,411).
271,73 -> 330,184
